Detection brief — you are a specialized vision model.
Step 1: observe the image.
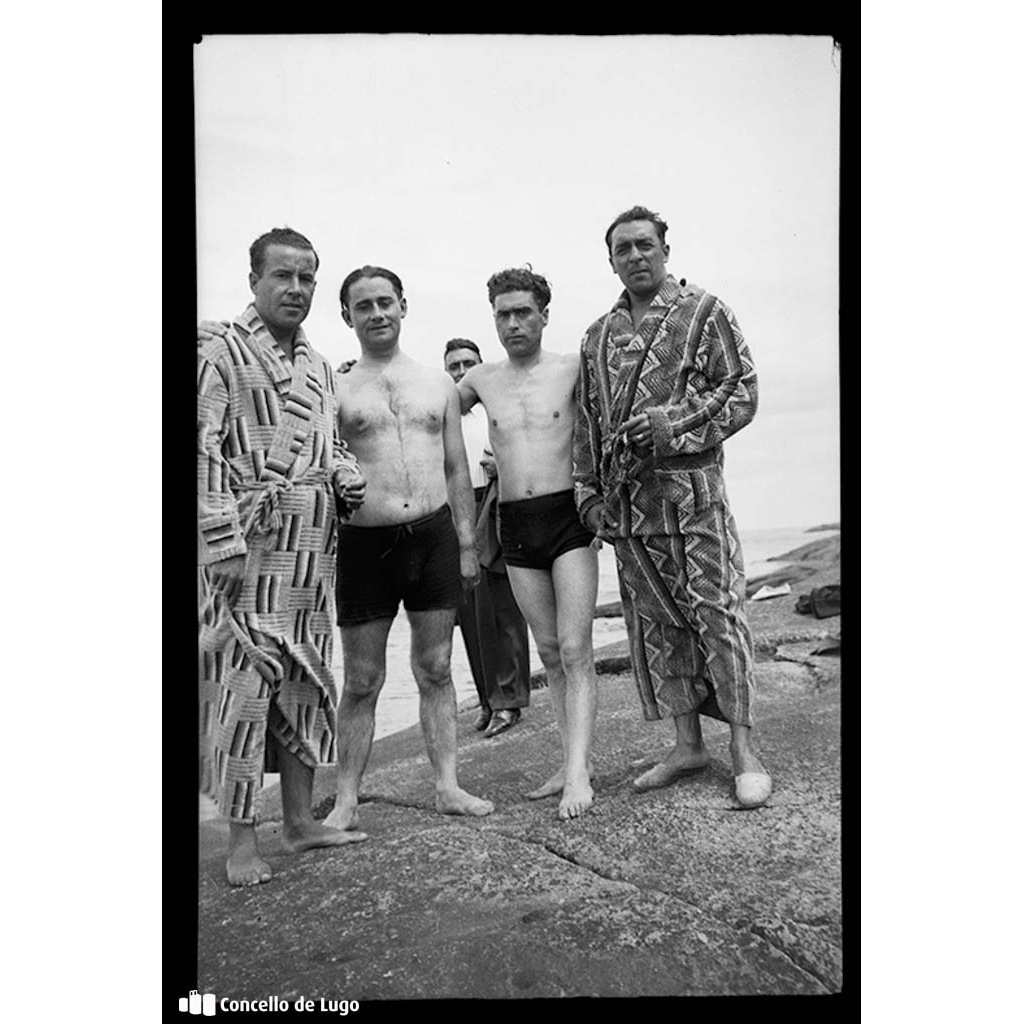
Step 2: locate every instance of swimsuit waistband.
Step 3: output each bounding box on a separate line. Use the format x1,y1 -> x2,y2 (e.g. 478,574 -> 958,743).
497,489 -> 575,513
340,504 -> 450,535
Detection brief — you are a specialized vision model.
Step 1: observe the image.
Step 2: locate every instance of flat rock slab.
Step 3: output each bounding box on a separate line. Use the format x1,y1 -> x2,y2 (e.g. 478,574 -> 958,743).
200,579 -> 842,999
199,812 -> 826,998
201,667 -> 841,998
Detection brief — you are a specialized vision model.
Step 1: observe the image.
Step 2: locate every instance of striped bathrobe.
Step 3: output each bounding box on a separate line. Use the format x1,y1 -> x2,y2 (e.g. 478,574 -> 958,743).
574,276 -> 758,725
197,305 -> 362,822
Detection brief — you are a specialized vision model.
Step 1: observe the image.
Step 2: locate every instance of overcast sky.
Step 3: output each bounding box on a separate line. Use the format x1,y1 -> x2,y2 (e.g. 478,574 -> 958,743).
195,34 -> 840,531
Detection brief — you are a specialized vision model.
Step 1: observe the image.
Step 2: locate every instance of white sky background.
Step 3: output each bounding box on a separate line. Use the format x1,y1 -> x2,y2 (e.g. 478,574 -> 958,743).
195,34 -> 840,531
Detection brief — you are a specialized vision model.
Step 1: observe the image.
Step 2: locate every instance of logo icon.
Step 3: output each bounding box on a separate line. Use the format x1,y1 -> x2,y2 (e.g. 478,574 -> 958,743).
179,991 -> 216,1015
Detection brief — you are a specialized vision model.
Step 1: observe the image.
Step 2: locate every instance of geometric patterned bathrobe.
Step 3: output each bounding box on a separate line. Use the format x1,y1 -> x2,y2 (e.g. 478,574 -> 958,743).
574,275 -> 759,727
197,305 -> 361,823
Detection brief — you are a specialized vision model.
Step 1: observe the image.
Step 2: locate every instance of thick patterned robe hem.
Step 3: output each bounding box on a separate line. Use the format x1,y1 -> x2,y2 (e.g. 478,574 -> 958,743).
614,504 -> 755,728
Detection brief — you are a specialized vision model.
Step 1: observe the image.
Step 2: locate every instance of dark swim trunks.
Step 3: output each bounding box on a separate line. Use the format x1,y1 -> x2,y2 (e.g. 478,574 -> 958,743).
337,505 -> 463,625
497,489 -> 595,570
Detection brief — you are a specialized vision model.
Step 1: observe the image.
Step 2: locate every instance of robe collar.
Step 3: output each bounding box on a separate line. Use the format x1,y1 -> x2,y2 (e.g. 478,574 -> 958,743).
233,303 -> 312,395
611,274 -> 688,318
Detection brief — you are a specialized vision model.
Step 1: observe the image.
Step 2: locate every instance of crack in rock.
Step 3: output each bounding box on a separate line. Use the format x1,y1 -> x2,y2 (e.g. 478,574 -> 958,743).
767,653 -> 831,694
749,922 -> 837,992
499,830 -> 839,991
325,800 -> 839,992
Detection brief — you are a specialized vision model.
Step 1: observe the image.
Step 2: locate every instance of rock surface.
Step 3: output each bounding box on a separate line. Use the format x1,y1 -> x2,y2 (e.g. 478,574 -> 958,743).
198,534 -> 843,999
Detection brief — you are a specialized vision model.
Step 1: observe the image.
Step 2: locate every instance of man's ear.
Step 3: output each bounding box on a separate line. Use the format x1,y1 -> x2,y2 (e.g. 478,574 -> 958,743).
399,297 -> 408,319
249,271 -> 258,294
663,243 -> 670,261
341,305 -> 352,327
541,305 -> 550,326
608,256 -> 616,273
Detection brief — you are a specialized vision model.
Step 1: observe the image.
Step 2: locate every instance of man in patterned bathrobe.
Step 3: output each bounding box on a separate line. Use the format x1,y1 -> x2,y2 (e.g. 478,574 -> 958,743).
198,227 -> 370,886
574,205 -> 772,809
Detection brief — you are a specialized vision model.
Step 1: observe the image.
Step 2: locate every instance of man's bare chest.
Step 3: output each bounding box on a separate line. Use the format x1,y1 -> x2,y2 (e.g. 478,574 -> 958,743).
340,378 -> 445,439
479,380 -> 574,436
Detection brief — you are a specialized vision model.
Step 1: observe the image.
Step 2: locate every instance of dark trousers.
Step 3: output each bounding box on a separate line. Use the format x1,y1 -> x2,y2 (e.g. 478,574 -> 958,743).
456,568 -> 531,711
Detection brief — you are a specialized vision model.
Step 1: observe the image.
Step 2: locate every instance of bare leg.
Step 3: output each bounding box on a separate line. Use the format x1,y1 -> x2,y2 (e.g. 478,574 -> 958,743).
324,618 -> 392,831
276,739 -> 368,851
408,608 -> 494,818
550,549 -> 598,819
508,565 -> 569,800
633,711 -> 711,792
510,550 -> 599,820
226,822 -> 273,887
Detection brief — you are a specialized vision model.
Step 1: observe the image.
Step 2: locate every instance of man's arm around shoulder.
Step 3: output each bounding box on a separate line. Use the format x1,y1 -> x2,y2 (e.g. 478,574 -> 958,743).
457,363 -> 485,414
441,376 -> 480,591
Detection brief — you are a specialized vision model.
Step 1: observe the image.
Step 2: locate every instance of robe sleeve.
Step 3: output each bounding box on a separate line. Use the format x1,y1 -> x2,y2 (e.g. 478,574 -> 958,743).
197,352 -> 247,564
648,302 -> 758,457
573,326 -> 605,521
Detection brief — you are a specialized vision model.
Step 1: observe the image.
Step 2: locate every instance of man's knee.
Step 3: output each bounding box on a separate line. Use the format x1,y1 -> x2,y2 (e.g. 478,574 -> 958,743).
412,647 -> 452,688
533,635 -> 561,669
558,634 -> 594,674
342,661 -> 386,701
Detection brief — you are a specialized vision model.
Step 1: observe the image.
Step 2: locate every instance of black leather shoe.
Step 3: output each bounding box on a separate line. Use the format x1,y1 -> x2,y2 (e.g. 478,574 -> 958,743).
484,708 -> 520,738
474,707 -> 492,731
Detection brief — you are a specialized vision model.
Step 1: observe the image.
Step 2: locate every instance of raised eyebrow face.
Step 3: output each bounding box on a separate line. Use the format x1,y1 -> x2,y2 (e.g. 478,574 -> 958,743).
612,236 -> 658,256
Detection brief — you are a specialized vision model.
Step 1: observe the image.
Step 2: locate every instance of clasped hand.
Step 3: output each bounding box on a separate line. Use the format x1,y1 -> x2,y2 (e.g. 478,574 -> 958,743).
584,500 -> 619,542
620,412 -> 653,450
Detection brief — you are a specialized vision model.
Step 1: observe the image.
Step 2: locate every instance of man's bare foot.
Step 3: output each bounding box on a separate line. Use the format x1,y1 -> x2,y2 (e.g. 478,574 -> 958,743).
323,801 -> 360,831
632,750 -> 711,792
226,848 -> 273,887
281,821 -> 368,853
526,769 -> 565,800
436,787 -> 494,817
526,761 -> 595,800
558,771 -> 594,820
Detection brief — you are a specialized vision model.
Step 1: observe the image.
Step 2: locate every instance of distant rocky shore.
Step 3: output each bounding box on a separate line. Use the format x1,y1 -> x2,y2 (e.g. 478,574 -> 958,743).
592,523 -> 840,617
745,524 -> 840,597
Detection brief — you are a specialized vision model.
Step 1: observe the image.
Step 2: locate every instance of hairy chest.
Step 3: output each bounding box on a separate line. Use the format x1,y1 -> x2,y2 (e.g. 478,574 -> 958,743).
339,375 -> 444,441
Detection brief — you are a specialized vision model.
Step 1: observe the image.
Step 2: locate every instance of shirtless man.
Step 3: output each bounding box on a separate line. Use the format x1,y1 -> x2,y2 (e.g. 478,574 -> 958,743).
323,265 -> 494,831
457,268 -> 599,820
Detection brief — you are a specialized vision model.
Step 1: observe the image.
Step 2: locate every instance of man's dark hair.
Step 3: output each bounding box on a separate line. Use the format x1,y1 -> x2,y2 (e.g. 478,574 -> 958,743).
249,227 -> 320,276
339,265 -> 405,309
486,267 -> 551,310
604,205 -> 669,254
443,338 -> 482,362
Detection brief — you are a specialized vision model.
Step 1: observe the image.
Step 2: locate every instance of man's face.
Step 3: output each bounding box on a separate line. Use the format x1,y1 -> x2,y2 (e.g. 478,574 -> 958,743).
492,290 -> 548,356
444,347 -> 481,383
342,276 -> 407,347
608,220 -> 670,298
249,244 -> 317,336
